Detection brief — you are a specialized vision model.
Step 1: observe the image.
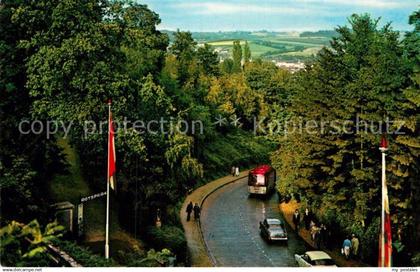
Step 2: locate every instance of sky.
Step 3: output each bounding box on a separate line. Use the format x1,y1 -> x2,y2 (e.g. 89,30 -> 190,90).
138,0 -> 419,32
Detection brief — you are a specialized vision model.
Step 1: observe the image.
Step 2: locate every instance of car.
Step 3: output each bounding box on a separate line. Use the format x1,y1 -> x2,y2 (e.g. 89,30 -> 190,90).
294,251 -> 337,267
259,218 -> 288,243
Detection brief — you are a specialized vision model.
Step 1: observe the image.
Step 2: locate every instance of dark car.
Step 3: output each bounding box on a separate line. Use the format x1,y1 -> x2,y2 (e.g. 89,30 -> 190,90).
259,218 -> 288,243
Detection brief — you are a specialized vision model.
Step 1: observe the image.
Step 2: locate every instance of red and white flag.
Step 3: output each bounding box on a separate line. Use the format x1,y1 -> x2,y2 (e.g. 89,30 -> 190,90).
378,185 -> 392,267
378,136 -> 392,267
108,101 -> 116,191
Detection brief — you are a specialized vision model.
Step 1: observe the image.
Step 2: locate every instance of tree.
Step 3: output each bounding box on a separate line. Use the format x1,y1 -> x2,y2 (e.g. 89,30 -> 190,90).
197,44 -> 220,76
232,40 -> 242,72
118,3 -> 169,79
170,31 -> 197,85
244,60 -> 291,105
220,58 -> 234,74
0,0 -> 68,223
392,9 -> 420,255
272,14 -> 414,263
0,220 -> 64,266
170,30 -> 196,60
243,41 -> 251,63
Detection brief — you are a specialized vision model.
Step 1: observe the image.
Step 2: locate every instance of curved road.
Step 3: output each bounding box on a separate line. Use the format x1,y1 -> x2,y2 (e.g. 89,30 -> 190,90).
201,178 -> 308,267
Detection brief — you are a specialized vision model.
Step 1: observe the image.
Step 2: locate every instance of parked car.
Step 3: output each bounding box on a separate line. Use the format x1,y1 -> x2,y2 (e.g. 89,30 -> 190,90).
294,251 -> 337,267
259,218 -> 288,243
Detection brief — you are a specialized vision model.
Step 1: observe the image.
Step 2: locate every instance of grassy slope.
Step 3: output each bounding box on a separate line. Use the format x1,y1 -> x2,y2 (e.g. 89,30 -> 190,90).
207,34 -> 330,59
50,137 -> 90,203
281,47 -> 323,56
49,137 -> 141,256
208,40 -> 277,57
201,130 -> 276,182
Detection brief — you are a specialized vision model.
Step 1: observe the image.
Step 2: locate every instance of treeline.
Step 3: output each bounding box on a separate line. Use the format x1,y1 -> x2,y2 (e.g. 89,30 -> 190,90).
273,13 -> 420,265
300,30 -> 338,38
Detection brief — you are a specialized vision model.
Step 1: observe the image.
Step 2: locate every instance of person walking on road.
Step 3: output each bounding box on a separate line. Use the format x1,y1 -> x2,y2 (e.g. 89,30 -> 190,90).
314,230 -> 321,249
235,166 -> 240,176
351,234 -> 360,259
193,203 -> 201,220
303,208 -> 312,230
342,237 -> 352,260
319,224 -> 327,249
310,222 -> 320,245
231,166 -> 235,176
292,209 -> 300,231
186,201 -> 193,221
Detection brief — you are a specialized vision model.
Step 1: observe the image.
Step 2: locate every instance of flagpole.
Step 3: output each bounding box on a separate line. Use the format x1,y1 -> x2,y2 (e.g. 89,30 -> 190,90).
381,151 -> 386,267
105,101 -> 111,259
379,136 -> 388,267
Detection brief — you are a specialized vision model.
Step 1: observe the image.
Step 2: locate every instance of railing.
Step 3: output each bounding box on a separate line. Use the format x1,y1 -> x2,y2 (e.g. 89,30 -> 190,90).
47,244 -> 82,267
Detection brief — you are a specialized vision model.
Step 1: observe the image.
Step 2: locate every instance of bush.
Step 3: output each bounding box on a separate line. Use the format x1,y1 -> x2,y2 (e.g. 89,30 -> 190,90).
359,217 -> 379,265
166,203 -> 183,228
0,220 -> 64,267
146,226 -> 187,262
411,252 -> 420,267
121,248 -> 175,267
53,240 -> 116,267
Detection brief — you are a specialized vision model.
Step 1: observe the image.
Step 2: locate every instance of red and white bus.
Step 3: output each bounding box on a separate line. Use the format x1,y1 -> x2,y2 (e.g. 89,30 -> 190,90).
248,165 -> 276,195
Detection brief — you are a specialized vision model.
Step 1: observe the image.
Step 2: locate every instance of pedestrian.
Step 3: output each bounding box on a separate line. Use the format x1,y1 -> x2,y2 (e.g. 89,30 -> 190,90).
351,234 -> 360,258
303,208 -> 312,230
235,166 -> 240,176
186,201 -> 193,221
231,166 -> 235,176
342,237 -> 352,260
193,203 -> 201,220
314,230 -> 321,249
292,209 -> 300,231
324,226 -> 333,250
156,208 -> 162,228
319,224 -> 327,249
310,222 -> 319,241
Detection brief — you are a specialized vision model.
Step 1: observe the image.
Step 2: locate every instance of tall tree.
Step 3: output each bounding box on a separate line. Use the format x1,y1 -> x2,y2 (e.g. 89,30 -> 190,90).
197,43 -> 220,76
391,9 -> 420,255
0,0 -> 68,223
117,3 -> 169,79
232,40 -> 242,72
243,41 -> 251,63
170,30 -> 198,86
220,58 -> 234,74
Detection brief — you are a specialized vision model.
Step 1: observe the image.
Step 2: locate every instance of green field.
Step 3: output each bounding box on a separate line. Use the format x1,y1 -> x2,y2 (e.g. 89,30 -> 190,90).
201,31 -> 333,62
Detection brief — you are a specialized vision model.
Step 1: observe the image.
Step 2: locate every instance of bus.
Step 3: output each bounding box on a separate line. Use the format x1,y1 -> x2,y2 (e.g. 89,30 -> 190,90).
248,165 -> 276,195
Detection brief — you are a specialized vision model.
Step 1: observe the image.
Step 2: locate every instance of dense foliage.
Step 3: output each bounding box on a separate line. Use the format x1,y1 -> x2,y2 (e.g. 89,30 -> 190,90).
272,13 -> 420,264
0,0 -> 275,265
146,226 -> 187,262
53,239 -> 116,267
0,220 -> 64,266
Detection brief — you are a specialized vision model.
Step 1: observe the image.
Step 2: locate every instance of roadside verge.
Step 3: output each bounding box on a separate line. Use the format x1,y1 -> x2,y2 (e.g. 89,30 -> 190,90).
180,171 -> 248,267
279,200 -> 369,267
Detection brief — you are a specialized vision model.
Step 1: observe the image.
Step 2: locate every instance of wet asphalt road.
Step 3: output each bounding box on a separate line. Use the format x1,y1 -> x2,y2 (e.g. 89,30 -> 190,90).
201,178 -> 308,267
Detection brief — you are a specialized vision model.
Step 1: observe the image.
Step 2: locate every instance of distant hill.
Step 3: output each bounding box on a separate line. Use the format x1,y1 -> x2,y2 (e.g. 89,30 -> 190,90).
160,30 -> 334,63
161,30 -> 255,43
161,30 -> 336,43
299,30 -> 338,38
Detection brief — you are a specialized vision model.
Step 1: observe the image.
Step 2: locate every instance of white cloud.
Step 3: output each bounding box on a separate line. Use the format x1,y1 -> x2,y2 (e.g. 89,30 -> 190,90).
299,0 -> 415,9
173,2 -> 312,15
172,0 -> 416,17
